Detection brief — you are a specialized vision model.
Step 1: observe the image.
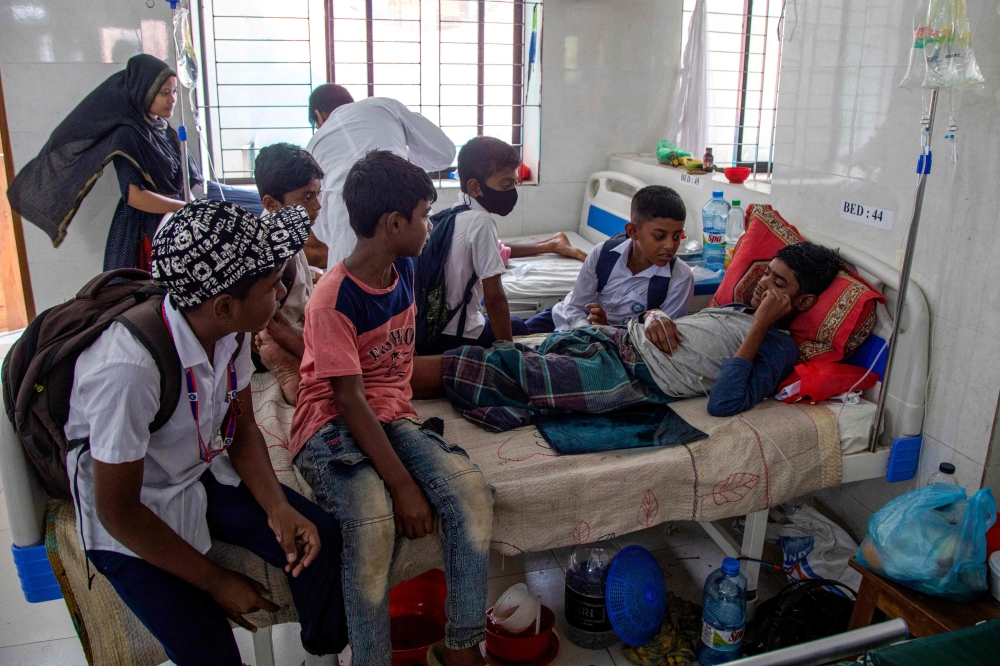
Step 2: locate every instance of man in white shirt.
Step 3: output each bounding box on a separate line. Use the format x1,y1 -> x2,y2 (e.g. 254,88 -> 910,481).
526,185 -> 695,333
307,84 -> 457,268
65,200 -> 347,664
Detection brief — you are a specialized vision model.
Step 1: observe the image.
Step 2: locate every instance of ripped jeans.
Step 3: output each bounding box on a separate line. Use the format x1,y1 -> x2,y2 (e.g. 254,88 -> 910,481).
295,418 -> 494,666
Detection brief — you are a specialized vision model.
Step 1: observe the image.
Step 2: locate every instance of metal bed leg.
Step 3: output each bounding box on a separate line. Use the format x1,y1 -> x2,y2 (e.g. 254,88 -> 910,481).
741,509 -> 768,621
252,625 -> 275,666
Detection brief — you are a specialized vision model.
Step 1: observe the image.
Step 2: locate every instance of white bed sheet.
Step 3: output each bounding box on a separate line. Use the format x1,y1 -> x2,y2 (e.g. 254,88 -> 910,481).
501,231 -> 593,301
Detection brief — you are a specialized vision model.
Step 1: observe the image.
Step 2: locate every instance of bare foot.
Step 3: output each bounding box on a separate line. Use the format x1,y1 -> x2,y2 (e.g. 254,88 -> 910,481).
548,231 -> 587,262
439,645 -> 486,666
257,331 -> 302,406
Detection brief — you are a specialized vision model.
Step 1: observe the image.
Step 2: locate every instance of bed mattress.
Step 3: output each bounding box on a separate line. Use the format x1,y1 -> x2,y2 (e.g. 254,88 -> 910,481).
253,373 -> 867,557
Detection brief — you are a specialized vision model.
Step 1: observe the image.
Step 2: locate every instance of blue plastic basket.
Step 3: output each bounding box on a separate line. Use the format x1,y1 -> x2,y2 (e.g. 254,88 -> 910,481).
605,545 -> 667,647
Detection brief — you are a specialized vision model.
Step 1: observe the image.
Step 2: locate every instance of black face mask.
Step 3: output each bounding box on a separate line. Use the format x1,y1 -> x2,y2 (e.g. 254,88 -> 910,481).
476,184 -> 518,216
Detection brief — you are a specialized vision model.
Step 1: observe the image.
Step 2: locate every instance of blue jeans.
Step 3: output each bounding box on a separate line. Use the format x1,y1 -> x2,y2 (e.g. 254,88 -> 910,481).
419,315 -> 529,355
524,306 -> 556,334
87,474 -> 347,666
295,418 -> 493,666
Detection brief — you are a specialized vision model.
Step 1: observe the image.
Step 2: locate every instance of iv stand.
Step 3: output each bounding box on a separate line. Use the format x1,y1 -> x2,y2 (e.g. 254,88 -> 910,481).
867,88 -> 938,452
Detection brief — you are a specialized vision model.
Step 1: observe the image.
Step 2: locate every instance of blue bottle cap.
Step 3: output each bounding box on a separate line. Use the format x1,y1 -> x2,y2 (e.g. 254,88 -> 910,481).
713,190 -> 724,198
722,557 -> 740,575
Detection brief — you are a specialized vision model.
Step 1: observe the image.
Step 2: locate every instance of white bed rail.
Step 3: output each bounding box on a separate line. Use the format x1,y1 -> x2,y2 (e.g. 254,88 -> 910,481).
577,171 -> 649,245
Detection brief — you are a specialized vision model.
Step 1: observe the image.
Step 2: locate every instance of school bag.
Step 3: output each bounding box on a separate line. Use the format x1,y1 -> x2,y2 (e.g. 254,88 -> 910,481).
414,204 -> 476,354
1,269 -> 182,500
595,232 -> 678,311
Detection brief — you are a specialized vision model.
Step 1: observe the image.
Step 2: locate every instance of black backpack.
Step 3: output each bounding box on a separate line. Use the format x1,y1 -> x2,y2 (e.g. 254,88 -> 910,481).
1,269 -> 182,500
414,204 -> 476,354
595,232 -> 677,311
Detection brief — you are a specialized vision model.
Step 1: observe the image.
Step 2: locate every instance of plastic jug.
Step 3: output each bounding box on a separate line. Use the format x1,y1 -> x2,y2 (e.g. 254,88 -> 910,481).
696,557 -> 747,665
926,462 -> 957,487
724,199 -> 745,269
701,191 -> 730,271
565,545 -> 618,649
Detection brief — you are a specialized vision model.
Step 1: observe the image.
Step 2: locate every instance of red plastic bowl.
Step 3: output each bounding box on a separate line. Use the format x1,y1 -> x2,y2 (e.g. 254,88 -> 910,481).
724,166 -> 751,184
485,605 -> 555,663
390,569 -> 447,666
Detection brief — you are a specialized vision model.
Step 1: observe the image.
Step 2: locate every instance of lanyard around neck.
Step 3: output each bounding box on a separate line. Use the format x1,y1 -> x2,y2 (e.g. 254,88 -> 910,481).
161,302 -> 240,463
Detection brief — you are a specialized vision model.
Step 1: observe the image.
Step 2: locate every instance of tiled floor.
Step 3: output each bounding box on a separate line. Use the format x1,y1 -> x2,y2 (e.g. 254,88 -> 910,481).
0,509 -> 788,665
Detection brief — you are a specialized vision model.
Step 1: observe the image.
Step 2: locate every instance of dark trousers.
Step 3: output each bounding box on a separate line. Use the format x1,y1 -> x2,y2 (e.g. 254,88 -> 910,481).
87,474 -> 347,666
420,314 -> 529,354
524,306 -> 556,334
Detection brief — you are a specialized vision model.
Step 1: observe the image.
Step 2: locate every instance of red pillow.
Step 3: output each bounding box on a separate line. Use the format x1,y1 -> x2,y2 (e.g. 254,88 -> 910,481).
710,204 -> 885,363
777,361 -> 880,404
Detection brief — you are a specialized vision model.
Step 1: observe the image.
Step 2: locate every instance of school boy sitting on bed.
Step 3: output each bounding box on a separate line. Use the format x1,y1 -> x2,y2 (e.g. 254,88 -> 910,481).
251,142 -> 325,406
66,200 -> 347,665
290,150 -> 494,666
524,185 -> 695,334
411,242 -> 842,427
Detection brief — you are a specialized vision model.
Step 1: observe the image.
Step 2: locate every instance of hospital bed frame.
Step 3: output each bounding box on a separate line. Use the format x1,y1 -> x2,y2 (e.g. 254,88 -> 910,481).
0,183 -> 928,661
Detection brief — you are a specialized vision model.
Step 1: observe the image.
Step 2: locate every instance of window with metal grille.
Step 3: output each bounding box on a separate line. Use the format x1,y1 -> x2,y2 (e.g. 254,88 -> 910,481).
682,0 -> 784,178
196,0 -> 542,183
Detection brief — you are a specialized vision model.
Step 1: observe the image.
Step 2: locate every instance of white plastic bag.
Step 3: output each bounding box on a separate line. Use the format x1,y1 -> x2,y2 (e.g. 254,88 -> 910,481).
173,0 -> 198,89
766,505 -> 863,591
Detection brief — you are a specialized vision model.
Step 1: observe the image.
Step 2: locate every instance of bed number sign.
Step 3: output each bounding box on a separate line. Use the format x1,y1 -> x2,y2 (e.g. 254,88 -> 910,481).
679,172 -> 705,189
840,201 -> 894,231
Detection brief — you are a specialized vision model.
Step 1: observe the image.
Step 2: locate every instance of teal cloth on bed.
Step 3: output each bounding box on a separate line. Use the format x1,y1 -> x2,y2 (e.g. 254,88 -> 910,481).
534,405 -> 707,455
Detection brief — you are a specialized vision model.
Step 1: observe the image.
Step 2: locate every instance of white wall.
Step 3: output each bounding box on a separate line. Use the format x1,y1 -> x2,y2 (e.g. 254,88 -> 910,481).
1,0 -> 201,312
770,0 -> 1000,538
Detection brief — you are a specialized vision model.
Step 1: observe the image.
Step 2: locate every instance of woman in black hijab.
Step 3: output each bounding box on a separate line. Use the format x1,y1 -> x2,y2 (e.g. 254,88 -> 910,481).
7,54 -> 201,270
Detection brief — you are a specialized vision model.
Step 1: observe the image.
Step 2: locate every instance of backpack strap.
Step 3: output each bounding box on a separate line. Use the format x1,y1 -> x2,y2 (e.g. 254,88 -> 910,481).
646,257 -> 678,311
114,293 -> 182,433
595,232 -> 629,292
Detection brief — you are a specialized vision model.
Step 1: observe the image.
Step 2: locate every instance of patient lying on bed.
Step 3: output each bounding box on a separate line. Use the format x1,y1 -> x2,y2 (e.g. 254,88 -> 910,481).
411,242 -> 842,430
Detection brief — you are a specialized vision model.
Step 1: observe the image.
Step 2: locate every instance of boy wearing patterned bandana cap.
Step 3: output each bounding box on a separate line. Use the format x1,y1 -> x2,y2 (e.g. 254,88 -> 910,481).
63,199 -> 348,665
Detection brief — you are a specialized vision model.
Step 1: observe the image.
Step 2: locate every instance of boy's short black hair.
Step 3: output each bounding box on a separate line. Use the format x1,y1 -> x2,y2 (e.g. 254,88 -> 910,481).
774,242 -> 842,296
254,143 -> 324,203
456,136 -> 521,193
631,185 -> 686,224
343,150 -> 437,238
308,84 -> 354,128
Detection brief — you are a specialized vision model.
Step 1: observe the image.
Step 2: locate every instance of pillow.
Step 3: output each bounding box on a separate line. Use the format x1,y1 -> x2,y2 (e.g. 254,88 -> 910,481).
710,204 -> 885,363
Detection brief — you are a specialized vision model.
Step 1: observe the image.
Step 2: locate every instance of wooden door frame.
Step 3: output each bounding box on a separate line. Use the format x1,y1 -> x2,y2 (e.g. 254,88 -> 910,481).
0,66 -> 35,329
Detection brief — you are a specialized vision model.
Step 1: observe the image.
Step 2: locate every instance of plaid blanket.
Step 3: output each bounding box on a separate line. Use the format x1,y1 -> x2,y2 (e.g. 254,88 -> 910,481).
442,326 -> 672,431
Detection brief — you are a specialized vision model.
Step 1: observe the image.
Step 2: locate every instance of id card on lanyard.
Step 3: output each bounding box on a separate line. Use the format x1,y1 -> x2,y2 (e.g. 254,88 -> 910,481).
161,303 -> 241,463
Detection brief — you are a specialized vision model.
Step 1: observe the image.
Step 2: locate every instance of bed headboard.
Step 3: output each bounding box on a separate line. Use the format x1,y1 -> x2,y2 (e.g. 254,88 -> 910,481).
577,171 -> 648,245
807,230 -> 929,447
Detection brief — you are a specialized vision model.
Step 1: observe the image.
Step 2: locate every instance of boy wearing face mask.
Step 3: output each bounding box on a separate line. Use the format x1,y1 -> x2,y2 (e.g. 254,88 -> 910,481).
419,136 -> 528,354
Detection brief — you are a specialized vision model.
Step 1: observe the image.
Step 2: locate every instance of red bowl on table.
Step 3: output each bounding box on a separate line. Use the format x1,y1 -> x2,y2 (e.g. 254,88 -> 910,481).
485,604 -> 556,663
724,166 -> 752,184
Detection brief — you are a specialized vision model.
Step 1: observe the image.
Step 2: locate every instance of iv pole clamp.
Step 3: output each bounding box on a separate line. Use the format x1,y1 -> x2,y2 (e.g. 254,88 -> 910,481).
867,88 -> 938,452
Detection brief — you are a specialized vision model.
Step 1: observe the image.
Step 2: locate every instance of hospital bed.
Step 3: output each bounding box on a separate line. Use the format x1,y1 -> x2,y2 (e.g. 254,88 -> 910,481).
502,171 -> 724,318
0,215 -> 927,666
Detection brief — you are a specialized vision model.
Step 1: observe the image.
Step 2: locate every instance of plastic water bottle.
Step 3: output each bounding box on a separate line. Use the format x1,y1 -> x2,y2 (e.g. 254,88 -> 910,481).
724,199 -> 745,269
565,545 -> 618,649
926,462 -> 958,487
701,191 -> 730,271
696,557 -> 747,665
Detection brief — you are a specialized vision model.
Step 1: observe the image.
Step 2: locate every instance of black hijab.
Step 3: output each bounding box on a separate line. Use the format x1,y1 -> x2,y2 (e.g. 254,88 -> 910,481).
7,54 -> 202,246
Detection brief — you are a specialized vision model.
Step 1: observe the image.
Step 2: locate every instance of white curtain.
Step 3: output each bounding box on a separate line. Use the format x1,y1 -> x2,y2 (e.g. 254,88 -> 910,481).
662,0 -> 708,155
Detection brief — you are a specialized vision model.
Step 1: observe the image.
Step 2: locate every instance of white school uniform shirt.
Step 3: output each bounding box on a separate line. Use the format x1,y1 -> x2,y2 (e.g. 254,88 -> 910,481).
306,97 -> 457,269
279,249 -> 313,335
441,195 -> 508,339
551,238 -> 695,331
64,294 -> 253,557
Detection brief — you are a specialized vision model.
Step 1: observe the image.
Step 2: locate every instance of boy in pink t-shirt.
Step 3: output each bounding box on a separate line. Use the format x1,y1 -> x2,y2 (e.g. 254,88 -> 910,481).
291,151 -> 493,666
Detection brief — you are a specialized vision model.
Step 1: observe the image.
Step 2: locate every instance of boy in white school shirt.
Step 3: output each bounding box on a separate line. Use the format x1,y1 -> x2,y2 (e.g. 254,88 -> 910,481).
525,185 -> 695,333
418,136 -> 528,354
64,200 -> 347,665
